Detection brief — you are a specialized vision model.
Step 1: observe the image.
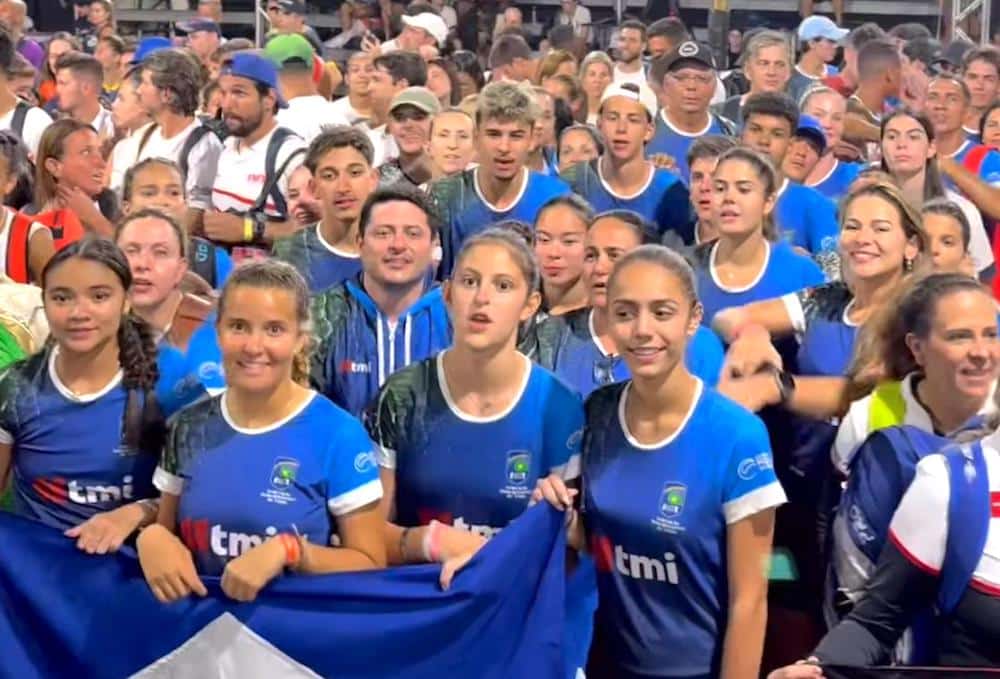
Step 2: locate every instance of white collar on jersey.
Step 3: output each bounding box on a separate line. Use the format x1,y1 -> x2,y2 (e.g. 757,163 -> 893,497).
48,346 -> 123,404
618,379 -> 704,450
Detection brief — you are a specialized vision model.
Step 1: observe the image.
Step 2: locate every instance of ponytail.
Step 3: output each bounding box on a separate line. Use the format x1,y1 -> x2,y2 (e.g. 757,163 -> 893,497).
118,312 -> 166,454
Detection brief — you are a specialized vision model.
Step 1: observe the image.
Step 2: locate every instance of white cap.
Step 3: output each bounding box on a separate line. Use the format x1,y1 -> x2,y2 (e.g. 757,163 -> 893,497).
402,13 -> 449,46
599,82 -> 658,120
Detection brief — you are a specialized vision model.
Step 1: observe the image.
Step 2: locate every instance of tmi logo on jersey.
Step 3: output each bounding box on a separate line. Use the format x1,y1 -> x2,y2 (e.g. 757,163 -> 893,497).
418,509 -> 502,539
181,518 -> 278,558
33,475 -> 135,505
339,359 -> 371,374
651,482 -> 687,534
591,534 -> 679,584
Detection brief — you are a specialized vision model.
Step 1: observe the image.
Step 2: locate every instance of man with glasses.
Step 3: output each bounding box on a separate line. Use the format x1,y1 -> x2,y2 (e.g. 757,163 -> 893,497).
265,0 -> 322,52
647,41 -> 735,185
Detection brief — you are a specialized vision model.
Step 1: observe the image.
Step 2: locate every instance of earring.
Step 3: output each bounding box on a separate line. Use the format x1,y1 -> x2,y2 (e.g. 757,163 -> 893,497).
904,257 -> 913,272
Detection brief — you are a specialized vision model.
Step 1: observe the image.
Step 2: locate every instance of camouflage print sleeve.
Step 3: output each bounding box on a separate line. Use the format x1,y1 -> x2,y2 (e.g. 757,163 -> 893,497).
308,287 -> 350,396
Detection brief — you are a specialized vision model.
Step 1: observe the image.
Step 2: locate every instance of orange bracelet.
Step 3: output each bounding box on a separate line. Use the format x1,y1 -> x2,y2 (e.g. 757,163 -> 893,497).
279,533 -> 301,568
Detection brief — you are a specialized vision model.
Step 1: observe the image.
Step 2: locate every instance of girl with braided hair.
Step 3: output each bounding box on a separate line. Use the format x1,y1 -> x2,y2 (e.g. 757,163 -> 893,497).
0,237 -> 164,554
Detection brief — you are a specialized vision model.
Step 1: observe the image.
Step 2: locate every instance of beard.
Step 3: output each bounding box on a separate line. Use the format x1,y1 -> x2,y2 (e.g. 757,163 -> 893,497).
223,107 -> 264,138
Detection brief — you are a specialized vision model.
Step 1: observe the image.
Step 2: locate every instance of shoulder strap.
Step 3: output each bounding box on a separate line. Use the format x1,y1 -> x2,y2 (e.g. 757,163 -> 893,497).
11,101 -> 29,140
253,127 -> 305,218
712,112 -> 737,137
5,212 -> 32,284
961,145 -> 991,176
188,237 -> 218,287
867,381 -> 907,433
177,125 -> 212,181
134,123 -> 159,162
938,441 -> 991,614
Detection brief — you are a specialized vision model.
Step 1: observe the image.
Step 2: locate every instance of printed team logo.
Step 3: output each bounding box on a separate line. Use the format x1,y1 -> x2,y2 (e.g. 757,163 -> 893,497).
271,458 -> 300,488
659,483 -> 687,518
33,475 -> 135,505
261,458 -> 299,506
499,450 -> 533,500
339,359 -> 372,375
737,452 -> 775,481
354,450 -> 377,473
506,451 -> 531,486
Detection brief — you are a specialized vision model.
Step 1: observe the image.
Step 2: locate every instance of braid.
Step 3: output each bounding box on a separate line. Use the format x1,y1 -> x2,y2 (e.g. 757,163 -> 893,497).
117,313 -> 166,454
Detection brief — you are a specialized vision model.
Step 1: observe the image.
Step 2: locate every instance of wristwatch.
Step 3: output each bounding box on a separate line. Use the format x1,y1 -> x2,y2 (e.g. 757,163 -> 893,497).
773,368 -> 796,405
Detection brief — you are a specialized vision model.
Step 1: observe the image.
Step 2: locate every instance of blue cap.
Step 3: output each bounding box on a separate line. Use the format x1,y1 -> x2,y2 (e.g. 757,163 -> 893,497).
222,52 -> 288,108
795,114 -> 827,153
131,36 -> 172,65
176,18 -> 221,36
798,15 -> 849,43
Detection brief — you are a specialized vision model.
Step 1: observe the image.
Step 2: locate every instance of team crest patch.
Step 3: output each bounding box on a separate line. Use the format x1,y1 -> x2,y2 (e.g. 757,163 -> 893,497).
261,458 -> 300,506
652,483 -> 687,534
500,451 -> 533,500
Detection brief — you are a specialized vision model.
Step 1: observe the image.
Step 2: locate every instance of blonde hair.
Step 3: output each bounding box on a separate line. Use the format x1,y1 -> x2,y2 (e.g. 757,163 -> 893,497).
536,49 -> 577,84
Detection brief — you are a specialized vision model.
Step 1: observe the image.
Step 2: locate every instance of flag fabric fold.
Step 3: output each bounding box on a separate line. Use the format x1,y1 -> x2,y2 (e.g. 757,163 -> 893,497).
0,504 -> 566,679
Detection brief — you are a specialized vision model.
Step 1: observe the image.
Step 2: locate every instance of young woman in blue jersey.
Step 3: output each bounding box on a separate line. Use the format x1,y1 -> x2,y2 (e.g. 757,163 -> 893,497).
429,81 -> 571,278
692,147 -> 825,327
114,210 -> 222,416
0,238 -> 164,552
562,82 -> 691,246
879,108 -> 994,279
272,127 -> 377,293
530,209 -> 725,395
534,194 -> 593,317
121,157 -> 234,292
364,228 -> 590,676
311,186 -> 452,417
137,261 -> 386,604
713,182 -> 928,656
800,86 -> 860,203
921,198 -> 975,274
535,244 -> 786,679
687,135 -> 737,245
826,275 -> 998,659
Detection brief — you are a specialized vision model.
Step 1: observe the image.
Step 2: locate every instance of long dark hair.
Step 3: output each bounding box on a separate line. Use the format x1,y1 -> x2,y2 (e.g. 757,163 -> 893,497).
41,238 -> 165,454
879,108 -> 947,203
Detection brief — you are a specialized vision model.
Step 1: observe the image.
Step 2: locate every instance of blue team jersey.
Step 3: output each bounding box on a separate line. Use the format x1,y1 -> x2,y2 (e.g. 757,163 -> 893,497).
807,159 -> 861,203
948,140 -> 1000,190
155,391 -> 381,576
311,277 -> 453,416
188,237 -> 233,290
272,223 -> 364,293
582,381 -> 786,677
646,111 -> 735,185
0,348 -> 158,530
561,159 -> 693,244
366,353 -> 582,533
429,167 -> 571,278
692,240 -> 825,325
774,180 -> 839,267
526,307 -> 725,397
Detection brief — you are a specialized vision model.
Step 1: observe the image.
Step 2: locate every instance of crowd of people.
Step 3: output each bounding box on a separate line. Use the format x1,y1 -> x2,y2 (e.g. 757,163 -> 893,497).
0,0 -> 998,677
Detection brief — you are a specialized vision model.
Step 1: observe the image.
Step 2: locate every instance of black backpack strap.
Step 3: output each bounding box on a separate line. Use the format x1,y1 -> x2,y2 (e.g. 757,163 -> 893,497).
253,127 -> 305,219
10,101 -> 29,140
177,125 -> 213,181
188,237 -> 218,288
134,123 -> 159,162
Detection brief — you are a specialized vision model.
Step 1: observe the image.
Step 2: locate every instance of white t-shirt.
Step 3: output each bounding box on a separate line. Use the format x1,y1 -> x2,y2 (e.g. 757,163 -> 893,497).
365,123 -> 399,168
211,124 -> 306,218
946,189 -> 994,275
136,119 -> 225,211
108,125 -> 148,194
557,6 -> 592,41
613,63 -> 647,88
89,107 -> 115,141
440,5 -> 458,29
0,104 -> 50,158
832,372 -> 997,475
329,95 -> 370,126
277,95 -> 350,145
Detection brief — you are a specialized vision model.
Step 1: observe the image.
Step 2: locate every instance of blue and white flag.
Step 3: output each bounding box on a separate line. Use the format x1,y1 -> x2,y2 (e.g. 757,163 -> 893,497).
0,505 -> 566,679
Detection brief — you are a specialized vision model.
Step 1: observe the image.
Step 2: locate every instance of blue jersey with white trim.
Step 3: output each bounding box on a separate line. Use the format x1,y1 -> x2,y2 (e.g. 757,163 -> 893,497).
582,381 -> 786,677
561,159 -> 693,243
774,180 -> 839,257
692,240 -> 825,325
947,140 -> 1000,191
155,314 -> 226,417
646,111 -> 733,185
808,160 -> 861,203
366,353 -> 583,533
0,348 -> 158,530
155,392 -> 381,576
272,223 -> 364,293
311,277 -> 453,416
528,307 -> 725,397
429,168 -> 571,278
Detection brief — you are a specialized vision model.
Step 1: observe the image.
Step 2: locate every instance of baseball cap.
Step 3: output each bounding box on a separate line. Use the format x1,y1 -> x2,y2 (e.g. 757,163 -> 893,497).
222,52 -> 288,108
389,87 -> 442,116
663,40 -> 716,72
599,82 -> 658,120
176,18 -> 221,36
130,36 -> 172,65
272,0 -> 307,14
798,15 -> 849,43
904,37 -> 947,73
401,13 -> 449,47
264,33 -> 315,69
795,113 -> 827,154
